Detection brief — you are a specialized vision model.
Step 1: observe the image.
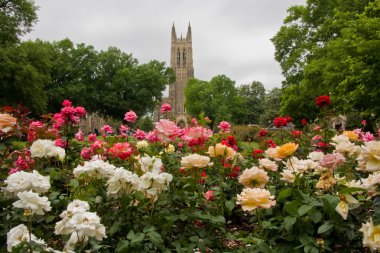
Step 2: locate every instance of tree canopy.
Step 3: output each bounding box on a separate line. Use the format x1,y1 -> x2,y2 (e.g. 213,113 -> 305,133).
0,39 -> 174,118
0,0 -> 38,45
272,0 -> 380,121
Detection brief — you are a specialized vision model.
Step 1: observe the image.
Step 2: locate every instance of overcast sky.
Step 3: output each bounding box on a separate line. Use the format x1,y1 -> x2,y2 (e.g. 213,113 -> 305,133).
24,0 -> 305,90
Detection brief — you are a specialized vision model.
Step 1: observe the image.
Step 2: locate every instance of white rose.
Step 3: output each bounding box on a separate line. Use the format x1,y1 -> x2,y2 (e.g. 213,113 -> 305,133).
7,224 -> 46,252
136,140 -> 149,149
30,139 -> 54,158
13,190 -> 51,215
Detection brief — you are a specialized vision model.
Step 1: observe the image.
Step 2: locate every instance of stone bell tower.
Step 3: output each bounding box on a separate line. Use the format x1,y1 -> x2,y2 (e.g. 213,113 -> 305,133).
169,23 -> 194,126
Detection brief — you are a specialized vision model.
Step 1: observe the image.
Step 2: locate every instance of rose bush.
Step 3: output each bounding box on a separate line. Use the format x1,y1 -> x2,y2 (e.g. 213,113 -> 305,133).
0,98 -> 380,252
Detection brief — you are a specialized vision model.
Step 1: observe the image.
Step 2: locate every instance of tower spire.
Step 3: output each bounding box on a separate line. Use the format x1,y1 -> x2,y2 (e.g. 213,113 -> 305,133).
171,22 -> 177,41
186,22 -> 192,40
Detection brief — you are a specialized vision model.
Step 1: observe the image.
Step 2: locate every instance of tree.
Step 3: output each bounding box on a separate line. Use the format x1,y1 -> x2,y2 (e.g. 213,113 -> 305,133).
184,75 -> 245,128
0,40 -> 51,115
272,0 -> 379,121
259,88 -> 282,126
0,0 -> 38,45
237,81 -> 266,124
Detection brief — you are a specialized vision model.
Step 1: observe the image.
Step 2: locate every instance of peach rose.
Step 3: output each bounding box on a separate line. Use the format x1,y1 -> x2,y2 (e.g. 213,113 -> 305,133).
180,154 -> 212,169
236,188 -> 276,211
238,166 -> 269,188
0,113 -> 17,133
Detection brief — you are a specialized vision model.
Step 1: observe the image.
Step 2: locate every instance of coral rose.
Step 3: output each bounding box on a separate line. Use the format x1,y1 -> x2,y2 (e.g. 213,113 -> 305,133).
108,142 -> 134,160
236,188 -> 276,211
0,113 -> 17,133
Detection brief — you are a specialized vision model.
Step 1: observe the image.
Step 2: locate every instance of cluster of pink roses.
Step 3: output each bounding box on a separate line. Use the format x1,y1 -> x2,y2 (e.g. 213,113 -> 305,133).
53,100 -> 86,130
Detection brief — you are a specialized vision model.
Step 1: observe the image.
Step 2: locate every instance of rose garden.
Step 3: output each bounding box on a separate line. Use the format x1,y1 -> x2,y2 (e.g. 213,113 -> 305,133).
1,95 -> 380,252
1,0 -> 380,252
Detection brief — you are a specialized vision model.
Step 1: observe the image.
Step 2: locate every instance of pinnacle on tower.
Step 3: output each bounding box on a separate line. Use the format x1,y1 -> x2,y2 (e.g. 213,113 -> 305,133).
171,23 -> 177,41
186,22 -> 192,40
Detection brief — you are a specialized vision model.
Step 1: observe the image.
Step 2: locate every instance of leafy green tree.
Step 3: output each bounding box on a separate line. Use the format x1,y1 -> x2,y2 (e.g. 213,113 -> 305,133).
0,40 -> 51,114
185,75 -> 244,128
0,0 -> 38,45
272,0 -> 379,121
237,81 -> 266,124
259,88 -> 282,127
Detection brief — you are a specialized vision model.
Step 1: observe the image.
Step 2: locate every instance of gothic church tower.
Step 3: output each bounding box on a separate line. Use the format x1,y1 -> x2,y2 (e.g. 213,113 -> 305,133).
169,23 -> 194,125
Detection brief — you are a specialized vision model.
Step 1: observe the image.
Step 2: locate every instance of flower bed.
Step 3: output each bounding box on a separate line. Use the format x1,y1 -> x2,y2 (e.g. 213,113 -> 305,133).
1,98 -> 380,252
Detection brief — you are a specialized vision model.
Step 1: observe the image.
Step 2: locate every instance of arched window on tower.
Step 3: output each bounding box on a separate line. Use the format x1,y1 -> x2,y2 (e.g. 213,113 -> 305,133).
183,49 -> 186,66
177,49 -> 180,67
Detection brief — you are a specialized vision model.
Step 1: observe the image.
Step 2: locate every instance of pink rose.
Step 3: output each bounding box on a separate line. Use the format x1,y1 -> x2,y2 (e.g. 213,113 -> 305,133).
124,110 -> 137,123
101,125 -> 113,134
217,121 -> 231,134
75,130 -> 84,141
160,103 -> 171,113
154,119 -> 180,143
62,99 -> 72,107
319,153 -> 346,169
203,190 -> 215,201
133,129 -> 146,140
88,133 -> 97,142
81,147 -> 92,160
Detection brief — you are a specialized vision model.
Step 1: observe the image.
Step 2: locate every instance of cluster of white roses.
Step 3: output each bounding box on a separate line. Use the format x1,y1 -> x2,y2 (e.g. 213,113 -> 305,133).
3,170 -> 52,252
73,155 -> 173,201
3,170 -> 51,215
30,139 -> 66,160
55,200 -> 106,251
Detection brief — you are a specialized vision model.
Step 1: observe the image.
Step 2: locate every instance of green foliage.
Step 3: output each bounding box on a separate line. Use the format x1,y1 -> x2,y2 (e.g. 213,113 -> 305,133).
184,75 -> 245,128
273,0 -> 380,122
0,0 -> 38,45
237,81 -> 266,125
0,40 -> 51,115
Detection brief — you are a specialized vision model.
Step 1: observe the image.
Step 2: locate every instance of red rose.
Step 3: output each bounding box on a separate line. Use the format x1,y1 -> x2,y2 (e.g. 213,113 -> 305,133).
292,130 -> 302,138
273,117 -> 288,127
257,129 -> 268,137
301,118 -> 308,125
315,95 -> 331,107
253,149 -> 264,158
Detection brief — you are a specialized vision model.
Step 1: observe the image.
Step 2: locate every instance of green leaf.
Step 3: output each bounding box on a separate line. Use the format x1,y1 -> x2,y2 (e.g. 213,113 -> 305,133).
310,211 -> 322,224
373,196 -> 380,225
147,231 -> 163,245
298,205 -> 313,216
210,215 -> 225,224
283,216 -> 297,231
143,226 -> 155,233
278,188 -> 293,201
115,240 -> 129,253
339,187 -> 365,194
127,230 -> 135,240
133,191 -> 145,202
45,215 -> 55,223
225,200 -> 235,212
317,222 -> 334,234
131,233 -> 145,244
109,220 -> 122,236
284,200 -> 299,216
298,234 -> 314,246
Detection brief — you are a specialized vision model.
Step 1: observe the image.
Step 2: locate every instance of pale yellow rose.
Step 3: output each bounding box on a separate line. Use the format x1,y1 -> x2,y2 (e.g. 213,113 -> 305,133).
335,201 -> 349,220
280,169 -> 296,183
259,158 -> 278,171
208,146 -> 215,158
0,113 -> 17,133
342,131 -> 359,141
236,188 -> 276,211
238,167 -> 269,188
180,154 -> 212,169
265,147 -> 281,159
357,141 -> 380,172
360,218 -> 380,251
207,143 -> 235,159
136,140 -> 148,149
165,144 -> 175,154
277,143 -> 298,158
